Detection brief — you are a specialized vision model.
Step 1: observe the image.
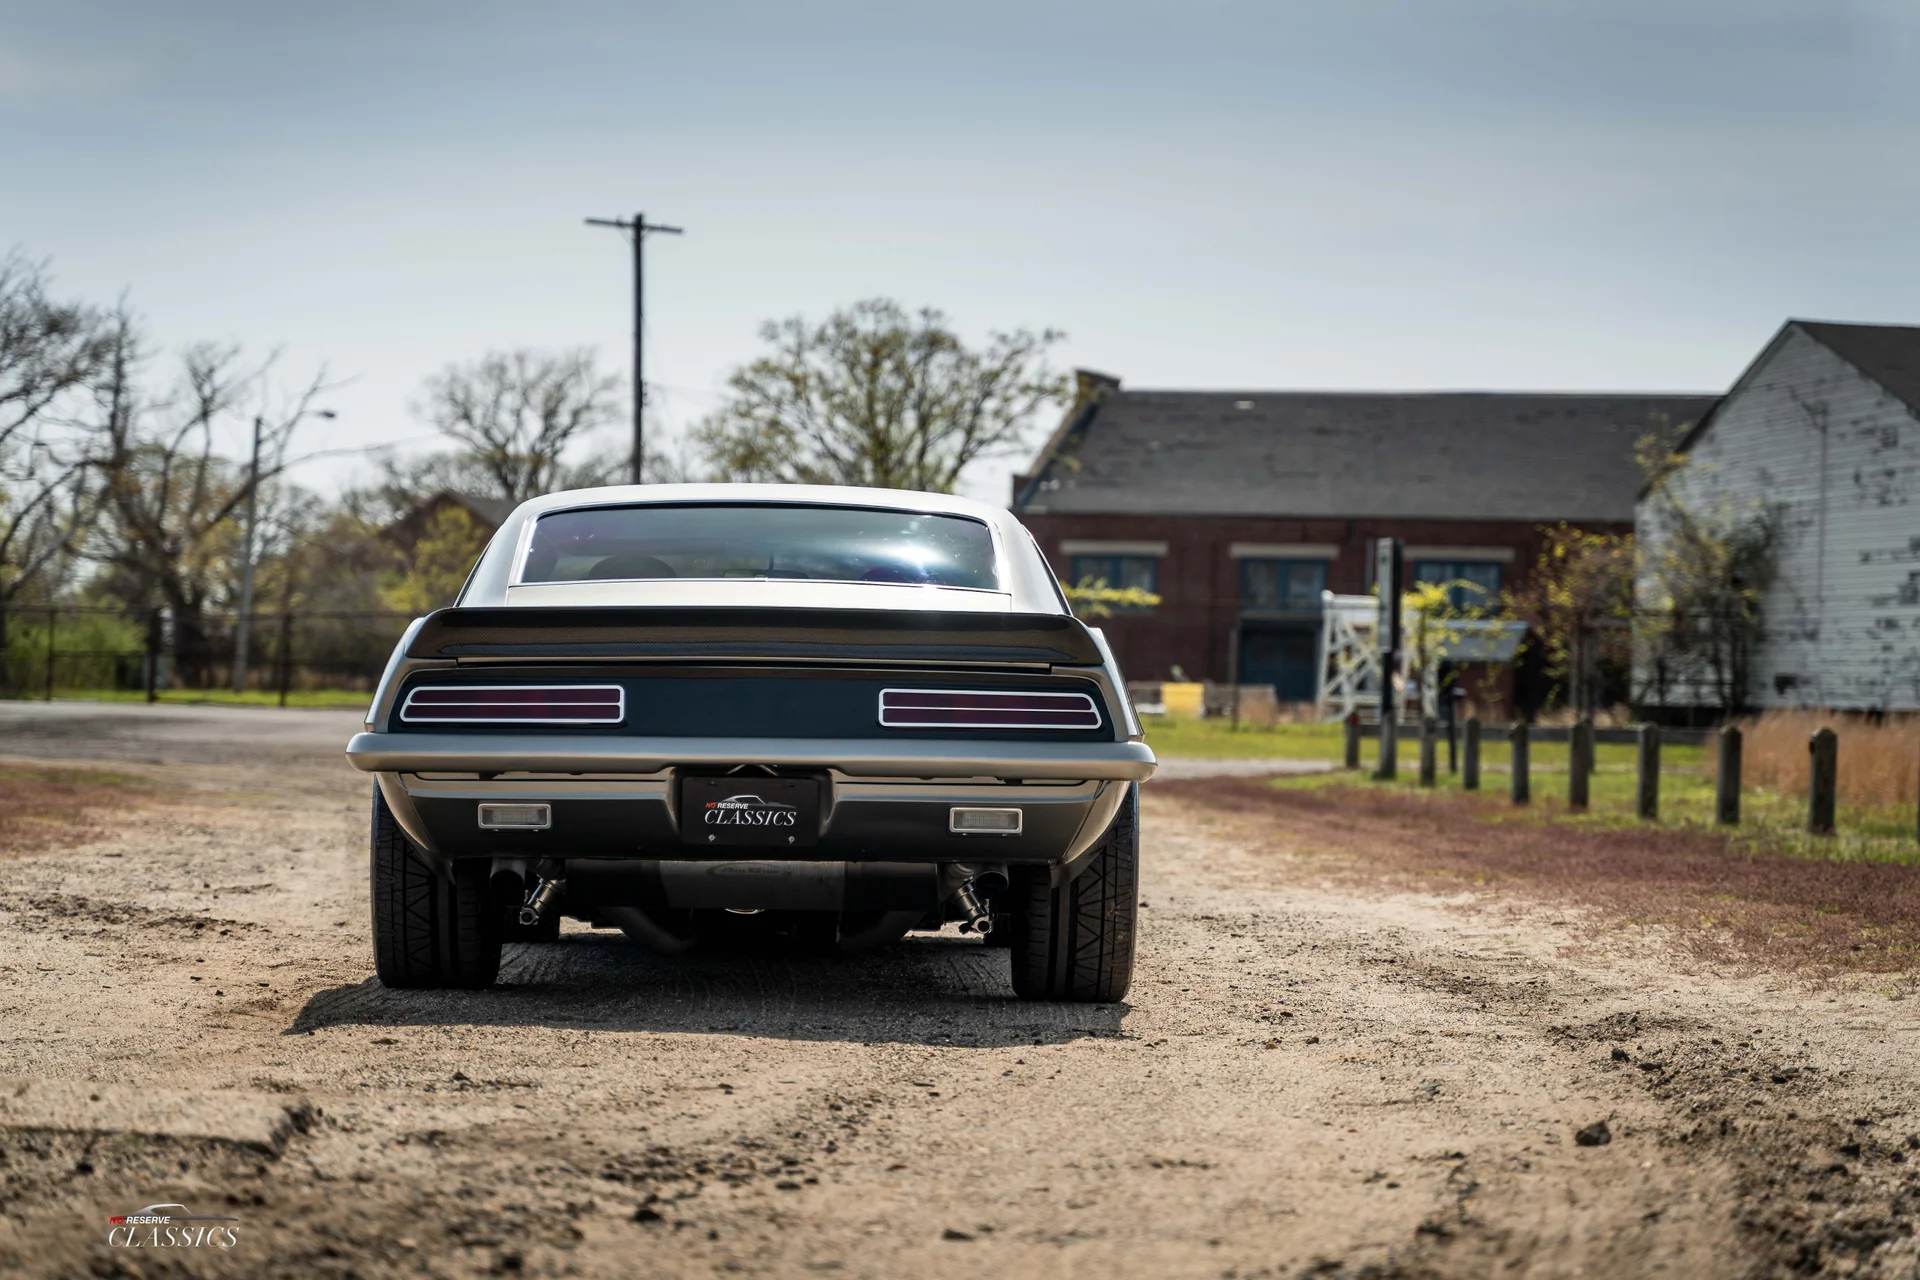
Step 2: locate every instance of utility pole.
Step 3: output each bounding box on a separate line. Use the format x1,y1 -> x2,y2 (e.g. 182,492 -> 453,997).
233,408 -> 333,692
232,415 -> 266,694
585,211 -> 683,484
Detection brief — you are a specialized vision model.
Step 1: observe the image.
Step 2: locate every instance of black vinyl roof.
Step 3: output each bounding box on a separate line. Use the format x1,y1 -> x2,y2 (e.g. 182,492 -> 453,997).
1017,387 -> 1720,522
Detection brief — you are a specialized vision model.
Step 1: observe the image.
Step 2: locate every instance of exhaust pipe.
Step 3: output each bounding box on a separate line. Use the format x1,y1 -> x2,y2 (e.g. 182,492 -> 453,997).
954,878 -> 994,935
519,877 -> 563,927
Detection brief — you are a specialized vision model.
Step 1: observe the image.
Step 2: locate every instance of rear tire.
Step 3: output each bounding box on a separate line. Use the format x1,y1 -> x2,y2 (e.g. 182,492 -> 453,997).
370,786 -> 501,990
1006,783 -> 1138,1002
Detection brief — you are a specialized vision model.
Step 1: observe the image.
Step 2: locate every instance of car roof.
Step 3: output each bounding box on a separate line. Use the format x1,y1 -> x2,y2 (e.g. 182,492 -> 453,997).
514,482 -> 1013,525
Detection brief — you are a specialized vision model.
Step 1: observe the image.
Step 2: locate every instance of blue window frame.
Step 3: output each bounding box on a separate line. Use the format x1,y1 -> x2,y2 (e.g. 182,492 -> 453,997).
1412,560 -> 1502,609
1069,554 -> 1157,609
1239,559 -> 1327,610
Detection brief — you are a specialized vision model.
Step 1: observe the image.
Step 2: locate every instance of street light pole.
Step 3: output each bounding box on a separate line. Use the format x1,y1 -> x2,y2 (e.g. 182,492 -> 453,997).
232,408 -> 333,692
585,212 -> 683,484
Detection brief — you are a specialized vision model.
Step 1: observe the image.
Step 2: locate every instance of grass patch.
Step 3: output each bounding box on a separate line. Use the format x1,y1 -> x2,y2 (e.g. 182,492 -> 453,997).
1280,736 -> 1917,865
1141,716 -> 1351,760
12,688 -> 372,709
0,763 -> 153,856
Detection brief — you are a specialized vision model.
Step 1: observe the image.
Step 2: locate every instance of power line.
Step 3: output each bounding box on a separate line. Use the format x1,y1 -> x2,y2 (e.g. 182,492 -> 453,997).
585,211 -> 684,484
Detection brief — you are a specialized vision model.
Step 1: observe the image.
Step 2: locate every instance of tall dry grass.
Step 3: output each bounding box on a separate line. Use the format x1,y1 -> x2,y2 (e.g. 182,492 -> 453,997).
1730,710 -> 1919,809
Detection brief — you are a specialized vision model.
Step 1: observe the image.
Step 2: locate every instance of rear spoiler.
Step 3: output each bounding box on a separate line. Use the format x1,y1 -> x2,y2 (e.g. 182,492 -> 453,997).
406,606 -> 1106,666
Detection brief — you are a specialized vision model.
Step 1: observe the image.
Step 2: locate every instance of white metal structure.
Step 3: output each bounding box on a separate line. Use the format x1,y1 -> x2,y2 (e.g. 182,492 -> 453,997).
1314,592 -> 1384,721
1315,590 -> 1528,722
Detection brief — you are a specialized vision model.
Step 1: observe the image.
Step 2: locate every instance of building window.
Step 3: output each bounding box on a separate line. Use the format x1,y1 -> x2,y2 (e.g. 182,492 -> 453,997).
1240,559 -> 1326,610
1069,554 -> 1157,609
1412,560 -> 1502,609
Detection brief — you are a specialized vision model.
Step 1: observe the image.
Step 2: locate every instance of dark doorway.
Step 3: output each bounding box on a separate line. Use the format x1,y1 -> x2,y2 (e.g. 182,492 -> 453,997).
1240,626 -> 1318,702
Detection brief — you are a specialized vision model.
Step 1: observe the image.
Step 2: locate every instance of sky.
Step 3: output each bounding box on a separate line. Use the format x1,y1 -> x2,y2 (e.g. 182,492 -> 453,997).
3,0 -> 1917,504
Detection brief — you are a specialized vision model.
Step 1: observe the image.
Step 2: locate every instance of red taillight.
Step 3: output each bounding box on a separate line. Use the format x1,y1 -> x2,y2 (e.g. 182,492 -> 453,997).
400,685 -> 625,725
878,688 -> 1101,730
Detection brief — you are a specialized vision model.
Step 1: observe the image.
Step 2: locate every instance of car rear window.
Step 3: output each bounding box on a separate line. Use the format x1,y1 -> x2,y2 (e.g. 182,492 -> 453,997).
519,504 -> 1000,590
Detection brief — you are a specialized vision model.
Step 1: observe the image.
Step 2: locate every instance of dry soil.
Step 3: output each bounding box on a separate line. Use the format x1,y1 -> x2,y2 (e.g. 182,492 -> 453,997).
0,708 -> 1916,1278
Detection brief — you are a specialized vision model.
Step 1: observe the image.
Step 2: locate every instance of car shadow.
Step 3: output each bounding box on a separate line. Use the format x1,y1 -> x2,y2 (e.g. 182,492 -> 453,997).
285,931 -> 1130,1046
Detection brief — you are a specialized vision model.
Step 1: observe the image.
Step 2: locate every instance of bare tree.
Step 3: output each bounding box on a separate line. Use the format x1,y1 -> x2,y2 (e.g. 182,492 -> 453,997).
414,349 -> 622,504
0,253 -> 115,686
694,299 -> 1066,493
87,316 -> 331,684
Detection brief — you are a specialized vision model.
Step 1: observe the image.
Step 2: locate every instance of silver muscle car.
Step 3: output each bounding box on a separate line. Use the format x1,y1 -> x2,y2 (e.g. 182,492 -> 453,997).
346,484 -> 1155,1000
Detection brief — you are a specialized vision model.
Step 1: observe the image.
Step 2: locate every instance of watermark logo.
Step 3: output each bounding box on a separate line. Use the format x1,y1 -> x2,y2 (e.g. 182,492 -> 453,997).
704,794 -> 799,827
106,1204 -> 240,1250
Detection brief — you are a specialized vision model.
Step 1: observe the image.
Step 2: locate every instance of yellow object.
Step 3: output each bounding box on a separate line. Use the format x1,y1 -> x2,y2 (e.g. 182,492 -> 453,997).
1161,682 -> 1205,719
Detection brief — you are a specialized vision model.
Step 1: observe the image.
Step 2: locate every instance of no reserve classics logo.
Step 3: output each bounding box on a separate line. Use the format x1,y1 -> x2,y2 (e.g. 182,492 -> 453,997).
106,1204 -> 240,1250
703,794 -> 799,828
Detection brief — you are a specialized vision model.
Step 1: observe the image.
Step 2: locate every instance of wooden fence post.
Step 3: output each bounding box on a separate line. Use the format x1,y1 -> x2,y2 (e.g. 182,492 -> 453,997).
1377,707 -> 1399,781
1808,727 -> 1837,835
1343,713 -> 1361,770
1510,722 -> 1530,805
1568,717 -> 1592,810
1419,717 -> 1437,787
1716,725 -> 1742,825
1636,723 -> 1660,821
1463,717 -> 1481,791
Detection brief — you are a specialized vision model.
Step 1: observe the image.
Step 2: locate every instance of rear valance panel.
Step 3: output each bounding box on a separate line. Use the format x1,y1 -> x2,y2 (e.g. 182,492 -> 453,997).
406,607 -> 1104,667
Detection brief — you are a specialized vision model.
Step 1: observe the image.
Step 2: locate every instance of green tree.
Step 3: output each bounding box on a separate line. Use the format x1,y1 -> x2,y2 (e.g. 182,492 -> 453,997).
378,504 -> 490,614
694,299 -> 1066,493
1062,577 -> 1162,617
1502,524 -> 1636,713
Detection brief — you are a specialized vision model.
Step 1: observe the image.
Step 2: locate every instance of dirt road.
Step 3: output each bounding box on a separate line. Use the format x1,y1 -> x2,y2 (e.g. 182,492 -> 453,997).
2,705 -> 1917,1278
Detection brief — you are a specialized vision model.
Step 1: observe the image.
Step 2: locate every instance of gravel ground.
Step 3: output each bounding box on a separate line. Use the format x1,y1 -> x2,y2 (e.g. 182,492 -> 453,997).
1,710 -> 1918,1277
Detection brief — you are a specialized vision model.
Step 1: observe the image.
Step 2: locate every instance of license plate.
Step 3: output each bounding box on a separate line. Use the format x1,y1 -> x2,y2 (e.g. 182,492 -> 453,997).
680,776 -> 820,848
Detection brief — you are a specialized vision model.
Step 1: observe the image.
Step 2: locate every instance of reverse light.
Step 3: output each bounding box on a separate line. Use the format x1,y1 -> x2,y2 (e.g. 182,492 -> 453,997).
400,685 -> 625,725
949,806 -> 1023,835
477,803 -> 551,830
878,688 -> 1100,730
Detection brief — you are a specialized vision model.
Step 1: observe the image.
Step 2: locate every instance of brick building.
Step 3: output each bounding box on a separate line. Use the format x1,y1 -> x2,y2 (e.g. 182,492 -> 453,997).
1012,372 -> 1717,711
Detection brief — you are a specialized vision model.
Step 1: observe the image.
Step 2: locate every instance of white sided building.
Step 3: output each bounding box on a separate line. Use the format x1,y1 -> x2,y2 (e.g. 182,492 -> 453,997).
1636,320 -> 1920,712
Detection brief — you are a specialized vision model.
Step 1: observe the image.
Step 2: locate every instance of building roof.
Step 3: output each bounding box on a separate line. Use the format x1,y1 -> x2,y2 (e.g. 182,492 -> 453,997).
1668,320 -> 1920,462
1794,321 -> 1920,415
1015,380 -> 1719,522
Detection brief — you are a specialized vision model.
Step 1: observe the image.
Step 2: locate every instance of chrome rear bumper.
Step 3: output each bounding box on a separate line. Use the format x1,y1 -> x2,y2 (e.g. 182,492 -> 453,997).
345,732 -> 1156,782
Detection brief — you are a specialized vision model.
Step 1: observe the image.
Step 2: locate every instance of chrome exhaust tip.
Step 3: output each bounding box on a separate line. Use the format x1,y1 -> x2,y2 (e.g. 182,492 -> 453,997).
954,878 -> 993,935
519,877 -> 562,927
